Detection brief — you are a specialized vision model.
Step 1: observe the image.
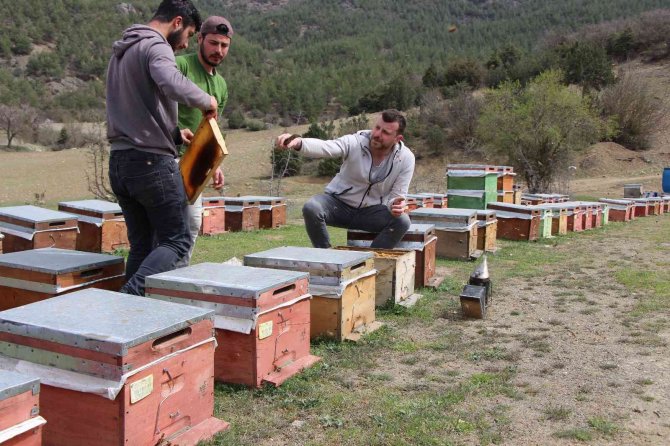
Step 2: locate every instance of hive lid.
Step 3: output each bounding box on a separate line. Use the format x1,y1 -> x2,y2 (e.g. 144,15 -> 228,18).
244,246 -> 372,270
407,224 -> 436,234
222,196 -> 260,205
410,208 -> 476,219
0,370 -> 39,401
58,200 -> 122,214
460,284 -> 486,299
231,195 -> 284,202
146,263 -> 308,298
0,248 -> 123,274
0,206 -> 77,224
0,289 -> 213,355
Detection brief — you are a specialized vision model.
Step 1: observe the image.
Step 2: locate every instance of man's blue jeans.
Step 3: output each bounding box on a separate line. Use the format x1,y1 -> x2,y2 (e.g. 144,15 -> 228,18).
109,149 -> 191,295
302,194 -> 411,249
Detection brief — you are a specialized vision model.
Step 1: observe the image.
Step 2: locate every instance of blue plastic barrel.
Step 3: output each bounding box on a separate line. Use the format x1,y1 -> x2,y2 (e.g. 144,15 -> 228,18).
664,167 -> 670,193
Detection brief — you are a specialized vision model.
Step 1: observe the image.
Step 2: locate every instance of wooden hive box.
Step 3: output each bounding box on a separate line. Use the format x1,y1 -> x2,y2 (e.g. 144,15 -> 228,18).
0,371 -> 46,446
460,284 -> 487,319
0,234 -> 3,254
0,206 -> 78,254
577,202 -> 594,230
599,199 -> 633,222
200,197 -> 226,235
404,197 -> 418,213
0,289 -> 228,446
222,197 -> 261,232
255,196 -> 287,229
646,197 -> 662,216
631,198 -> 650,217
542,204 -> 568,235
624,183 -> 643,198
497,190 -> 514,203
497,169 -> 516,191
244,247 -> 379,342
347,224 -> 437,289
486,203 -> 542,241
417,193 -> 446,208
406,194 -> 434,209
446,169 -> 498,210
334,247 -> 415,307
475,210 -> 497,252
57,200 -> 128,253
410,208 -> 478,260
661,196 -> 670,213
0,248 -> 125,311
560,203 -> 585,232
145,263 -> 320,388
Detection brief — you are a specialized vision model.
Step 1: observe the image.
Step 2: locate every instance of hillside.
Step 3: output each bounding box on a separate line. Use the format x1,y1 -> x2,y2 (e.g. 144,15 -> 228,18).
2,0 -> 670,122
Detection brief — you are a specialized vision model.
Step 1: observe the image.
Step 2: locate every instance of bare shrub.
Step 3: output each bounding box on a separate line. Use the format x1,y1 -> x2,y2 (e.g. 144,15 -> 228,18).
446,90 -> 484,153
85,140 -> 116,202
599,71 -> 667,151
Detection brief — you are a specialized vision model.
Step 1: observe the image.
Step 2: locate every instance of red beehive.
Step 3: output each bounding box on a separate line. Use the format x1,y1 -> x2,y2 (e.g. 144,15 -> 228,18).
0,248 -> 125,311
404,197 -> 418,213
0,206 -> 78,253
417,193 -> 446,208
0,371 -> 46,446
57,200 -> 128,253
406,194 -> 434,209
632,198 -> 651,217
145,263 -> 320,388
255,196 -> 287,229
222,197 -> 260,232
347,224 -> 438,289
486,203 -> 542,241
0,289 -> 228,446
662,196 -> 670,213
599,199 -> 633,222
200,197 -> 226,235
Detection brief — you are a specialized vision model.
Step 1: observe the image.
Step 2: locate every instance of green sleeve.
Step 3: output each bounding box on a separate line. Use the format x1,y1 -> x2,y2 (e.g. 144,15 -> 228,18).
176,55 -> 188,75
219,79 -> 228,114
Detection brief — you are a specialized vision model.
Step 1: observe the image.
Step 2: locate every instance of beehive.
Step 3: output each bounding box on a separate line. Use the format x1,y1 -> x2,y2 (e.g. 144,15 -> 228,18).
646,197 -> 662,216
0,234 -> 3,254
599,199 -> 633,222
201,197 -> 226,235
0,289 -> 228,446
417,193 -> 447,208
0,248 -> 125,311
145,263 -> 320,388
406,194 -> 434,209
559,202 -> 585,232
486,203 -> 541,241
255,196 -> 287,229
409,208 -> 478,260
623,184 -> 643,198
244,247 -> 379,341
631,198 -> 650,217
347,224 -> 437,289
446,169 -> 498,210
661,196 -> 670,213
404,197 -> 418,213
540,203 -> 569,235
0,371 -> 46,446
475,210 -> 497,252
57,200 -> 128,253
0,206 -> 78,253
335,247 -> 416,307
223,196 -> 260,232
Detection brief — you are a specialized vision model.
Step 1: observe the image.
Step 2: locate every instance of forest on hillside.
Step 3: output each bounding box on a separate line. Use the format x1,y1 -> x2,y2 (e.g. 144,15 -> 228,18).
1,0 -> 669,124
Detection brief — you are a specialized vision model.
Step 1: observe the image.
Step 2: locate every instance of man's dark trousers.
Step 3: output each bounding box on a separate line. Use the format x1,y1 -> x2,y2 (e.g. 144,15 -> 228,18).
109,149 -> 191,296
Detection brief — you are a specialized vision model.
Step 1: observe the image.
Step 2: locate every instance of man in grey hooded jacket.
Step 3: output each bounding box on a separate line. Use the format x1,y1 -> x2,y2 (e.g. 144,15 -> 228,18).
276,109 -> 414,249
106,0 -> 217,296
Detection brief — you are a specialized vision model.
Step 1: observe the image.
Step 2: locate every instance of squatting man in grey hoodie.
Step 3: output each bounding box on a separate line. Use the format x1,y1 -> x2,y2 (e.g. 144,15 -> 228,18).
106,0 -> 217,296
276,109 -> 415,249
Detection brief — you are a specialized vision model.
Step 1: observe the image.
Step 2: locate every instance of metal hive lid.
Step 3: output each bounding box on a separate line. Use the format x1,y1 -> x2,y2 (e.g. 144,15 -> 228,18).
58,200 -> 122,214
0,289 -> 214,356
0,206 -> 77,223
410,208 -> 476,218
0,248 -> 123,274
244,246 -> 373,270
0,370 -> 39,401
146,263 -> 308,298
407,223 -> 436,234
231,195 -> 284,202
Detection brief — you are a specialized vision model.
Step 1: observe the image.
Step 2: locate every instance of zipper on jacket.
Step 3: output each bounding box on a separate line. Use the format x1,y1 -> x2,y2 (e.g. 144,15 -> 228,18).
357,144 -> 399,209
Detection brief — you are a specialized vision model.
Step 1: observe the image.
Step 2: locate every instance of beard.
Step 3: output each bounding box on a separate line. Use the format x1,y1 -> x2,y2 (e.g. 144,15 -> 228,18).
200,44 -> 222,67
167,28 -> 187,50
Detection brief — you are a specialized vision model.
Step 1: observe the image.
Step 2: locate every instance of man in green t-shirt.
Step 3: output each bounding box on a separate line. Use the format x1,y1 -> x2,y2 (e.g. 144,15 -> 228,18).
175,15 -> 232,266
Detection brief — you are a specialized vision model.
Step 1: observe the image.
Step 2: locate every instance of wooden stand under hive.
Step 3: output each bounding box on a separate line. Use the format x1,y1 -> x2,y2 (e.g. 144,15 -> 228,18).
0,370 -> 46,446
57,200 -> 128,253
145,263 -> 320,388
0,290 -> 229,446
334,247 -> 416,307
245,247 -> 380,341
223,197 -> 261,232
486,203 -> 542,241
200,197 -> 226,235
0,206 -> 78,253
409,208 -> 478,260
256,196 -> 287,229
0,248 -> 125,311
347,224 -> 438,289
475,210 -> 497,252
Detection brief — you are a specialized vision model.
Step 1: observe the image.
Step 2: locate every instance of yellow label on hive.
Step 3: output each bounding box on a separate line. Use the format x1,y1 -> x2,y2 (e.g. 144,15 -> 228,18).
130,374 -> 154,404
258,321 -> 273,340
203,210 -> 210,217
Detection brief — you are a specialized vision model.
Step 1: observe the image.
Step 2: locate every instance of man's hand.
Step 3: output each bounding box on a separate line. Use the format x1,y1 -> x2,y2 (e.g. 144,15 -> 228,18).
202,96 -> 218,120
390,196 -> 407,217
181,128 -> 194,145
276,133 -> 302,151
211,167 -> 224,190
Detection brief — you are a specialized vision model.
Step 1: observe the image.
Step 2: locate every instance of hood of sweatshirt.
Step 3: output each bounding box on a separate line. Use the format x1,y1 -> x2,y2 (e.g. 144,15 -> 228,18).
112,25 -> 164,58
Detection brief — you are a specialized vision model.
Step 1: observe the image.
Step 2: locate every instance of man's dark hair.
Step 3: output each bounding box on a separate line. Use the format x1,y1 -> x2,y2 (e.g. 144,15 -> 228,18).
152,0 -> 202,31
381,109 -> 406,134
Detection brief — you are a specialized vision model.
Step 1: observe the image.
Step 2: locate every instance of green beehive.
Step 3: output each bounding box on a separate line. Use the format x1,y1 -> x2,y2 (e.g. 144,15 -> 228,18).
534,206 -> 554,238
447,169 -> 498,210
